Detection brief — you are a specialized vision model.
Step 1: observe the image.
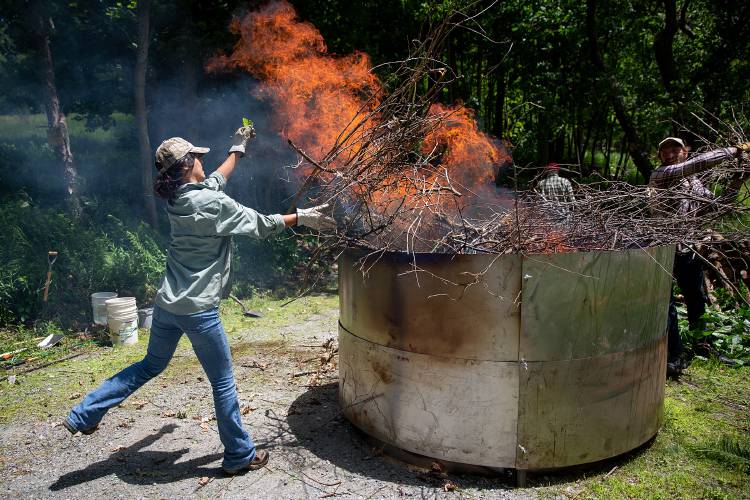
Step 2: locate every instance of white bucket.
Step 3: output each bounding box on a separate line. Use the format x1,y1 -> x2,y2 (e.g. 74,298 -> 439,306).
138,307 -> 154,329
105,297 -> 138,347
91,292 -> 118,325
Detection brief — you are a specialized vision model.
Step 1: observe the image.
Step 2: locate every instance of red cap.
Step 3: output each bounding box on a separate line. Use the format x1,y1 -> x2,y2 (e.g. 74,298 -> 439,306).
545,162 -> 560,171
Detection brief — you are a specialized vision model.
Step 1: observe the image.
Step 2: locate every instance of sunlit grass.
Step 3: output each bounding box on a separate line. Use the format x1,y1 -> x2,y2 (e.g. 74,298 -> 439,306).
0,294 -> 338,424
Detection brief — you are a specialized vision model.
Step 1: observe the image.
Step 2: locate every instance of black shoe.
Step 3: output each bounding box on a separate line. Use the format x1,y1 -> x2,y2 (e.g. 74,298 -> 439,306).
223,450 -> 269,475
666,358 -> 684,378
62,417 -> 98,435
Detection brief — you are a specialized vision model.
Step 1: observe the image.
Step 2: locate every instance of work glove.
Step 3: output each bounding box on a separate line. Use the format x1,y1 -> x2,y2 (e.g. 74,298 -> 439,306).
228,125 -> 256,157
737,142 -> 750,153
296,203 -> 336,231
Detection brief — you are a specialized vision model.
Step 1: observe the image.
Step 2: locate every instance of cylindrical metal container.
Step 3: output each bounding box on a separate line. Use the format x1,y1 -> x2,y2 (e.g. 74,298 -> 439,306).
338,246 -> 674,472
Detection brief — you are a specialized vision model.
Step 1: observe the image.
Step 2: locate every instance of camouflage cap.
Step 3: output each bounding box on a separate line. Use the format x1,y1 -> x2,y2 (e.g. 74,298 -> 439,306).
658,137 -> 686,150
155,137 -> 210,172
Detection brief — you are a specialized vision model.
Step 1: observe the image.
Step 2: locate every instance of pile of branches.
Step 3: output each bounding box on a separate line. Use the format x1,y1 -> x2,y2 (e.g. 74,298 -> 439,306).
438,167 -> 750,255
289,11 -> 750,258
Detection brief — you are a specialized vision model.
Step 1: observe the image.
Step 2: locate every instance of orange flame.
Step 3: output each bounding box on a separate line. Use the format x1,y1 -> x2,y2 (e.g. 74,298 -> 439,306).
208,0 -> 509,212
424,103 -> 510,193
207,1 -> 380,166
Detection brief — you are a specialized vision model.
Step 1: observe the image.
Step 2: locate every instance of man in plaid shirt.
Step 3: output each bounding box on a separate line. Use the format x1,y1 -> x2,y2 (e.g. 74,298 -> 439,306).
537,162 -> 575,204
650,137 -> 748,376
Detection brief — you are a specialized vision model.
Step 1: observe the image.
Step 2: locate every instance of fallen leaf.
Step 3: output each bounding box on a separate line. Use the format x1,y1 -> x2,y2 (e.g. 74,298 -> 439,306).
69,393 -> 82,400
241,405 -> 257,415
163,410 -> 176,417
198,476 -> 211,486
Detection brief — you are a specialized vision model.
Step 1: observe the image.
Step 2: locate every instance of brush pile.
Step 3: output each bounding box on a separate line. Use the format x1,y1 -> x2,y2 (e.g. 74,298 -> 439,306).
288,16 -> 750,259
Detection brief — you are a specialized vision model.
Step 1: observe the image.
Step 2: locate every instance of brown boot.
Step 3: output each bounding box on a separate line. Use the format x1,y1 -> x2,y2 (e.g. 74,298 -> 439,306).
222,450 -> 269,475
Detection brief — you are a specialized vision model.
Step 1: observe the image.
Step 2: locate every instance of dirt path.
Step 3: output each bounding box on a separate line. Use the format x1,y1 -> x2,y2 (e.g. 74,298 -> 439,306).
0,305 -> 532,499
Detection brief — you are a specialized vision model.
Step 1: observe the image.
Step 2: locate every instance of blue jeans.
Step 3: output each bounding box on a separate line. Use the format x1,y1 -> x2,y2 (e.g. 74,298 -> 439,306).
66,305 -> 256,469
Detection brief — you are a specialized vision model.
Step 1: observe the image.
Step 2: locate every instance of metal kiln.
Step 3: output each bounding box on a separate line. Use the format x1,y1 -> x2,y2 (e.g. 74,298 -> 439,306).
338,246 -> 674,478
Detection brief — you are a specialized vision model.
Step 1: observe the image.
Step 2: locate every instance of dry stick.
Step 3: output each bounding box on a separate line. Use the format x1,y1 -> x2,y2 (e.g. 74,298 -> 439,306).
693,250 -> 750,307
0,351 -> 87,381
282,8 -> 749,267
265,343 -> 287,356
286,139 -> 331,213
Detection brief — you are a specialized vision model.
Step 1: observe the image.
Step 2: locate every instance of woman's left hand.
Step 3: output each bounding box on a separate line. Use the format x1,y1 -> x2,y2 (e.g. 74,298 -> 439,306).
229,126 -> 257,157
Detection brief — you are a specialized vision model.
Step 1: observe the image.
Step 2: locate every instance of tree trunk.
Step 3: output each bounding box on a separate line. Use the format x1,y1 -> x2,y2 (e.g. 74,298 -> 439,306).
493,74 -> 505,138
653,0 -> 679,99
135,0 -> 157,227
586,0 -> 653,181
580,115 -> 595,173
446,35 -> 456,103
28,1 -> 80,216
475,50 -> 482,111
485,74 -> 495,134
603,119 -> 614,177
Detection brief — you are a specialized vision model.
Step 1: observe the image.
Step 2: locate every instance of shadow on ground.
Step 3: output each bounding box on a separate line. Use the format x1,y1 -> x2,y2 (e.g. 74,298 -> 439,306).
281,382 -> 657,490
280,382 -> 517,492
49,424 -> 223,491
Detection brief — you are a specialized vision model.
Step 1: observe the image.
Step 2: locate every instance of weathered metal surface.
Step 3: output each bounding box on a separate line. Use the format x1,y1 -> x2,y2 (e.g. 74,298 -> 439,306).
339,249 -> 522,361
339,325 -> 519,467
338,246 -> 674,471
516,338 -> 666,469
520,246 -> 674,361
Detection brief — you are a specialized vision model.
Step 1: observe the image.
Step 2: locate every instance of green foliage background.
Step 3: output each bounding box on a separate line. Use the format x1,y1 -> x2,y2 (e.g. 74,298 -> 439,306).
0,0 -> 748,336
0,198 -> 165,325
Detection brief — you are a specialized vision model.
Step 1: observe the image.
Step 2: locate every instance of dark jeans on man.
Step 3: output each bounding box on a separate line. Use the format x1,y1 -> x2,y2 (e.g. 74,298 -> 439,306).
667,251 -> 707,362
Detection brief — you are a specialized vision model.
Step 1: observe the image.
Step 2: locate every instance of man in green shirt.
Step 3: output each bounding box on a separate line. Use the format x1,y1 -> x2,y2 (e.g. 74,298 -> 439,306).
64,126 -> 334,474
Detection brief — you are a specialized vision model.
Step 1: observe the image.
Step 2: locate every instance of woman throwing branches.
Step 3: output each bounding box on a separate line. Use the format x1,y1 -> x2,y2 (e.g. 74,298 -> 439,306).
64,126 -> 334,474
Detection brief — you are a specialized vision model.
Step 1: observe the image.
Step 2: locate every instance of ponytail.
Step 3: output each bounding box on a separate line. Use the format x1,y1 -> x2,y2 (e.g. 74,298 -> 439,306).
153,153 -> 195,204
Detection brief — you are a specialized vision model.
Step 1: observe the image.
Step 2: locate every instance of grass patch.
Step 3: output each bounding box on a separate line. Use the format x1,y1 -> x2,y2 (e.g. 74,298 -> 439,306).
0,332 -> 149,425
219,292 -> 338,341
0,294 -> 338,424
545,360 -> 750,498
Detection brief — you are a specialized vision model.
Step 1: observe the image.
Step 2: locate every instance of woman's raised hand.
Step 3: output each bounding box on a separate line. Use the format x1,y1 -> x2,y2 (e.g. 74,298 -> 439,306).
228,126 -> 257,157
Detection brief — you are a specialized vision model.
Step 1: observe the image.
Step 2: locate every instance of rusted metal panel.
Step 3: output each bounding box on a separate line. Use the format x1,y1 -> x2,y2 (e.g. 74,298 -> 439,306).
519,246 -> 674,361
339,325 -> 519,467
339,249 -> 522,361
516,338 -> 666,469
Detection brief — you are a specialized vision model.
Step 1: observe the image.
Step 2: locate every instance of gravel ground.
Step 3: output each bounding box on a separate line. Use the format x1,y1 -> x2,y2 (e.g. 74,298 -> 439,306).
0,307 -> 536,499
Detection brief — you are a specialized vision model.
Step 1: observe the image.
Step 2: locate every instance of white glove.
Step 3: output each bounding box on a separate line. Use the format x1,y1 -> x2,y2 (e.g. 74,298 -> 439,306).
297,203 -> 336,231
228,125 -> 256,157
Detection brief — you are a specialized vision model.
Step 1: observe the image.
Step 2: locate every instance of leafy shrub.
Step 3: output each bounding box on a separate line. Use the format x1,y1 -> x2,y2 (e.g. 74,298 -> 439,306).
680,302 -> 750,365
0,198 -> 166,326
